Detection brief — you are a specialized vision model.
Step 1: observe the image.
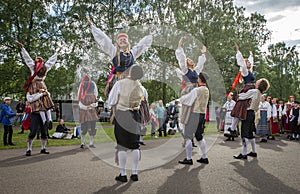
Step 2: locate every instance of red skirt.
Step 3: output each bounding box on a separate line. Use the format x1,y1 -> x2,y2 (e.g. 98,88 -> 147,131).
270,117 -> 279,135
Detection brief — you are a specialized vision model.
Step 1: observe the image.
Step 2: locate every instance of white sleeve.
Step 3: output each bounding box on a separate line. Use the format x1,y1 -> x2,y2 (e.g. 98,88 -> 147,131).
194,54 -> 206,74
278,106 -> 282,118
44,53 -> 58,71
175,68 -> 184,80
175,47 -> 188,74
267,103 -> 272,119
91,25 -> 117,59
238,89 -> 257,100
78,101 -> 88,110
236,51 -> 248,77
141,86 -> 148,101
180,88 -> 199,106
21,48 -> 35,75
107,81 -> 120,107
131,34 -> 153,60
282,105 -> 286,115
272,104 -> 277,117
92,81 -> 98,98
26,92 -> 43,103
298,112 -> 300,124
248,54 -> 254,72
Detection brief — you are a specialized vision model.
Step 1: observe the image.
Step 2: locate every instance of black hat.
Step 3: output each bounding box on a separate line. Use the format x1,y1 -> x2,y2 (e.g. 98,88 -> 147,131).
294,100 -> 300,104
199,72 -> 209,83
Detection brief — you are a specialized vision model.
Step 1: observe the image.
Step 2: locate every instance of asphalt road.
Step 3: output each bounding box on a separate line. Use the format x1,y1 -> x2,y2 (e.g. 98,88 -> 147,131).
0,134 -> 299,194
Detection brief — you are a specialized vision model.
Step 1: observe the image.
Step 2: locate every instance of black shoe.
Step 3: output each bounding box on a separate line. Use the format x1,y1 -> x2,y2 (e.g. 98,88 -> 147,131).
247,152 -> 257,157
225,137 -> 232,141
48,121 -> 53,130
260,139 -> 267,143
178,158 -> 193,165
37,136 -> 40,140
115,174 -> 128,183
18,131 -> 24,134
130,174 -> 138,181
40,149 -> 50,154
192,143 -> 198,147
8,143 -> 16,146
231,137 -> 235,141
233,154 -> 247,160
26,150 -> 31,156
296,138 -> 299,141
271,136 -> 275,140
139,142 -> 146,146
197,158 -> 209,164
89,144 -> 96,148
80,144 -> 85,149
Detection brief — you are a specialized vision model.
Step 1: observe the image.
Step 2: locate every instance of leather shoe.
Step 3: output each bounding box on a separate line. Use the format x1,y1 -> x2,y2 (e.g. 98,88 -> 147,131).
130,174 -> 138,181
115,174 -> 128,183
26,150 -> 31,156
178,158 -> 193,165
233,154 -> 247,160
40,149 -> 50,154
197,158 -> 209,164
247,152 -> 257,157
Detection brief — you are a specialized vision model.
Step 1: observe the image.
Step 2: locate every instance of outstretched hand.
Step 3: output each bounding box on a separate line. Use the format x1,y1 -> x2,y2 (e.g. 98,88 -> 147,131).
249,51 -> 253,56
201,45 -> 207,54
16,40 -> 24,48
86,15 -> 92,26
178,37 -> 184,48
234,42 -> 239,51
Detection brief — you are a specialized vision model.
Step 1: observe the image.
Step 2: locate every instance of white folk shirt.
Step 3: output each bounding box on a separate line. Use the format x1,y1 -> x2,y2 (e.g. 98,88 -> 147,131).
175,47 -> 206,78
223,100 -> 236,111
91,25 -> 153,60
259,101 -> 272,120
236,50 -> 254,77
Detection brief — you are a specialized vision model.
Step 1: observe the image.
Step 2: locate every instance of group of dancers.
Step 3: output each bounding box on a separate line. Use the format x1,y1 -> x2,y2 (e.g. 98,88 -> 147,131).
14,15 -> 278,182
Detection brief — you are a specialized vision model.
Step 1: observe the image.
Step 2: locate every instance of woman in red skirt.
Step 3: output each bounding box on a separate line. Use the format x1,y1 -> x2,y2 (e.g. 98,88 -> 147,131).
18,101 -> 32,134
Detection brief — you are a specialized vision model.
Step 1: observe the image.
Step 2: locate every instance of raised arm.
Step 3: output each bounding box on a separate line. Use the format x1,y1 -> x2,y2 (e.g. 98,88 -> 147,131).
88,16 -> 117,59
131,34 -> 153,60
194,45 -> 207,74
235,43 -> 248,77
44,52 -> 58,72
19,44 -> 35,74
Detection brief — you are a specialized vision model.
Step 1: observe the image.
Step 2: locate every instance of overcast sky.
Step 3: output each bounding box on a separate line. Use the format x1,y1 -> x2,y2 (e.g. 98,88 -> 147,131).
234,0 -> 300,51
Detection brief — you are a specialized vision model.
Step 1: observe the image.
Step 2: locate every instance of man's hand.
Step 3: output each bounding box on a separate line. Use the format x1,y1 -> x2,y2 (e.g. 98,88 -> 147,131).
16,40 -> 24,48
178,37 -> 184,48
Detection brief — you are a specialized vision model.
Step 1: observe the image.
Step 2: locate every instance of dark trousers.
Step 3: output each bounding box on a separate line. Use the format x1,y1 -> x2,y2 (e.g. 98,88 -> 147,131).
28,113 -> 47,140
158,118 -> 167,137
3,125 -> 13,145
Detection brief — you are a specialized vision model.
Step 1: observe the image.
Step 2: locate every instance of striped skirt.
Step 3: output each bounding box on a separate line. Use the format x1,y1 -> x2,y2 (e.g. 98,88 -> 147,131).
256,111 -> 268,135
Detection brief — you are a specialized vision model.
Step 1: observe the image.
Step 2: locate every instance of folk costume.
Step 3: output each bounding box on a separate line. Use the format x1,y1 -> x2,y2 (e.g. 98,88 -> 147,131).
178,72 -> 210,165
222,94 -> 236,140
270,101 -> 282,137
78,74 -> 99,148
233,78 -> 270,160
90,25 -> 153,97
289,101 -> 300,140
108,65 -> 145,182
21,47 -> 59,156
282,96 -> 295,132
21,47 -> 57,129
256,97 -> 272,142
230,50 -> 255,133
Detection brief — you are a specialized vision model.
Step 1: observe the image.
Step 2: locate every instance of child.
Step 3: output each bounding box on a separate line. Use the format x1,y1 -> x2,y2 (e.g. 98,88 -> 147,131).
233,78 -> 270,159
1,97 -> 17,146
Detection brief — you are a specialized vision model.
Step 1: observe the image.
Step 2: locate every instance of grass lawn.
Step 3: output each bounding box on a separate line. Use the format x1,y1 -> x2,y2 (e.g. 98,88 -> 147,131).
0,121 -> 220,150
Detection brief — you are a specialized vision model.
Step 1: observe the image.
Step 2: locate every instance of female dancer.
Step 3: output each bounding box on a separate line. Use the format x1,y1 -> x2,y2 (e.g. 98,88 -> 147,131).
86,16 -> 153,97
229,43 -> 255,135
16,40 -> 62,131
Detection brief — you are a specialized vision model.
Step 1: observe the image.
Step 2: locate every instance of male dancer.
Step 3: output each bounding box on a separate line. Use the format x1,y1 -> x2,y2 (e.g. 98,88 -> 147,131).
178,72 -> 210,165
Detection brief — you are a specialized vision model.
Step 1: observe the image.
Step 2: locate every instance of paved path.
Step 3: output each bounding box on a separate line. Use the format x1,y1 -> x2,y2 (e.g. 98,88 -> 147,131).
0,135 -> 299,194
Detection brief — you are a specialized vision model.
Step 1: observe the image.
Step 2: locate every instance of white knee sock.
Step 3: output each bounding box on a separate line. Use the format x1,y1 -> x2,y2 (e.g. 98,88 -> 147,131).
198,139 -> 207,159
231,117 -> 239,131
40,111 -> 47,124
242,138 -> 248,156
41,139 -> 47,149
132,149 -> 140,175
81,135 -> 85,145
185,139 -> 192,160
118,151 -> 127,176
89,135 -> 93,145
139,136 -> 143,142
27,139 -> 33,151
46,110 -> 52,121
250,138 -> 256,153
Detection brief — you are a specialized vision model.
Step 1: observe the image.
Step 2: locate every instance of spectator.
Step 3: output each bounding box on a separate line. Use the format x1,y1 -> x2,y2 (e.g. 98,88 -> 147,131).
149,103 -> 158,138
14,100 -> 25,126
18,101 -> 32,134
215,106 -> 220,131
1,97 -> 17,146
52,119 -> 72,139
157,100 -> 167,137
